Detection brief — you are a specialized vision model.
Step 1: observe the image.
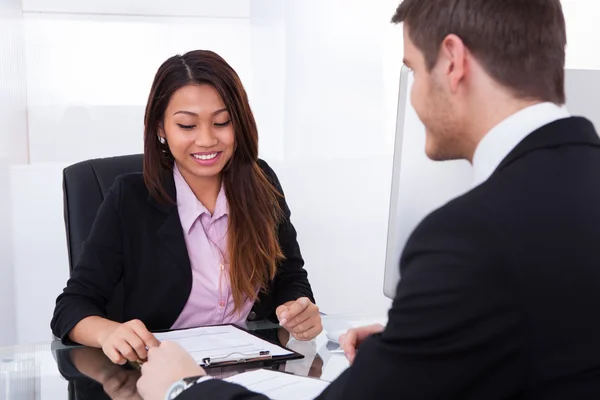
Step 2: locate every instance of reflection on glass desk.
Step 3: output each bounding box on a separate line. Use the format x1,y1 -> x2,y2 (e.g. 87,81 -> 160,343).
0,313 -> 386,399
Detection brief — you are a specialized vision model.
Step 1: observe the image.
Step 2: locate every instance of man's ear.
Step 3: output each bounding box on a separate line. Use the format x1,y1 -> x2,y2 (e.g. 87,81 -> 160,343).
439,34 -> 467,93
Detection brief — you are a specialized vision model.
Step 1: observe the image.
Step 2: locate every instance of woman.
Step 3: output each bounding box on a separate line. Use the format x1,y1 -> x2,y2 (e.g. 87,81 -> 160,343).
51,50 -> 322,364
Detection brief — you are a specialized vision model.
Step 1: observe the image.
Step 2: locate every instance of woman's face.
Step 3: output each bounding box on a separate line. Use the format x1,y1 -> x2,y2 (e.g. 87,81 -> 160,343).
160,83 -> 235,181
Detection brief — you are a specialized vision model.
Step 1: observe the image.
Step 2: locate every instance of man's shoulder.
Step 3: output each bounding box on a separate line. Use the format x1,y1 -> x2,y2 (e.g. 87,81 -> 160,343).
419,186 -> 496,230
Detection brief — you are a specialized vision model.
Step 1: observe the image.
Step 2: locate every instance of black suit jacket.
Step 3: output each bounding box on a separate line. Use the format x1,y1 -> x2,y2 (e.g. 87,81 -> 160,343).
183,118 -> 600,399
51,159 -> 314,342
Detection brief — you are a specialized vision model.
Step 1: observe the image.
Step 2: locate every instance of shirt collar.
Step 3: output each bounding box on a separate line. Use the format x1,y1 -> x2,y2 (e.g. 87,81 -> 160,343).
173,164 -> 228,234
472,102 -> 570,187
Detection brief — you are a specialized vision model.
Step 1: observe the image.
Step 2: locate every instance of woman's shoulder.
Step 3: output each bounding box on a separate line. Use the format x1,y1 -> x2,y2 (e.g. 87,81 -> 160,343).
109,172 -> 150,202
257,158 -> 279,181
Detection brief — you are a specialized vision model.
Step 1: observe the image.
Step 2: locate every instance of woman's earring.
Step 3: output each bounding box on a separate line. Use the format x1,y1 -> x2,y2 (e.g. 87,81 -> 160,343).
158,136 -> 166,145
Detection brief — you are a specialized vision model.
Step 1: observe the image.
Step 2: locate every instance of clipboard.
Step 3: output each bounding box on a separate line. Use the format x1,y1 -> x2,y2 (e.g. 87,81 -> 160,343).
151,324 -> 304,369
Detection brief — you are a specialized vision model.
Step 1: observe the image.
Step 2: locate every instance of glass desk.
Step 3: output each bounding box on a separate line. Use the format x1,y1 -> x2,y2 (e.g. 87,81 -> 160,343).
0,313 -> 387,399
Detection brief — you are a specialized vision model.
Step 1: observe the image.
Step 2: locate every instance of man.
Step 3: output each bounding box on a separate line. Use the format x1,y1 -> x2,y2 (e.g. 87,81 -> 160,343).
137,0 -> 600,398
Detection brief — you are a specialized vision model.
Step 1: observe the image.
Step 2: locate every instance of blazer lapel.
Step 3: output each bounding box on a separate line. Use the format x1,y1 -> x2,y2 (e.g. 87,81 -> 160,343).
148,171 -> 192,275
494,117 -> 600,176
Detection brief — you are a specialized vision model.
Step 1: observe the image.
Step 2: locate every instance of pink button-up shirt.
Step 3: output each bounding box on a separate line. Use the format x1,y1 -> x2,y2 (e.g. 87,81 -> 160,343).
171,165 -> 254,329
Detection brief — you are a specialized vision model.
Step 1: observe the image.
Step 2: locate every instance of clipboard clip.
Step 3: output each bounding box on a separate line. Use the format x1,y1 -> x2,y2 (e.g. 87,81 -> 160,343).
202,350 -> 272,367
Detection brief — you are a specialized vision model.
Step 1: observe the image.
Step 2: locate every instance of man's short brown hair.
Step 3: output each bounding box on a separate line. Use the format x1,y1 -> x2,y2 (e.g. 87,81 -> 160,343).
392,0 -> 567,104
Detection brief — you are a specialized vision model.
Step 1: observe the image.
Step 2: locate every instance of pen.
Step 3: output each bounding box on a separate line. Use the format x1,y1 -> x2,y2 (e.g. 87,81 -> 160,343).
202,350 -> 271,367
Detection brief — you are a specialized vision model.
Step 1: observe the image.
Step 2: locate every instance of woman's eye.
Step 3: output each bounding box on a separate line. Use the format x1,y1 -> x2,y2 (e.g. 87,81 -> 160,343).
177,124 -> 195,130
214,120 -> 231,127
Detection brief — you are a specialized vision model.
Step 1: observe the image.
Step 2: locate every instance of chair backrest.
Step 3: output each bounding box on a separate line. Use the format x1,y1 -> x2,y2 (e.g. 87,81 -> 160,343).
63,154 -> 143,321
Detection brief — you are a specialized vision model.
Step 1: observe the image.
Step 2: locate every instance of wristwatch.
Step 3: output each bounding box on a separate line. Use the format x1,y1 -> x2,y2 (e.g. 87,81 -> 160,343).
165,375 -> 213,400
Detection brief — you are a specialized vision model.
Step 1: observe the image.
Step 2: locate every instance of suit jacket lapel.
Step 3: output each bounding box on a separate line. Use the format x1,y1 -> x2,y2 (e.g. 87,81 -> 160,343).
148,170 -> 192,275
494,117 -> 600,176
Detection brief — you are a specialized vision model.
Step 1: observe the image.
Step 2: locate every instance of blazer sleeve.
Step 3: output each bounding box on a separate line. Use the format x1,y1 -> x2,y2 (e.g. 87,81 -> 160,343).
314,209 -> 526,399
259,160 -> 315,308
178,380 -> 269,400
50,178 -> 125,343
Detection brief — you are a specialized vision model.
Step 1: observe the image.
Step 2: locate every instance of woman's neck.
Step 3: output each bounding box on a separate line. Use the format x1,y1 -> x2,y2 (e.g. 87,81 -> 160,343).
179,167 -> 222,215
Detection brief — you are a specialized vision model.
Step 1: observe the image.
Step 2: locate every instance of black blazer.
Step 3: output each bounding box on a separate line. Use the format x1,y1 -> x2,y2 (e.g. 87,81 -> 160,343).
183,118 -> 600,399
51,159 -> 314,342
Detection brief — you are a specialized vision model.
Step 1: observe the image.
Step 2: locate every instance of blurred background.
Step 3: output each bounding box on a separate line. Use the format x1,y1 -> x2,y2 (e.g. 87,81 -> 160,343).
0,0 -> 598,347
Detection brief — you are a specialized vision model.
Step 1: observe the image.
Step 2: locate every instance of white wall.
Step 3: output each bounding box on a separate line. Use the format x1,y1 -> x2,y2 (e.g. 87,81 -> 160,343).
563,0 -> 600,70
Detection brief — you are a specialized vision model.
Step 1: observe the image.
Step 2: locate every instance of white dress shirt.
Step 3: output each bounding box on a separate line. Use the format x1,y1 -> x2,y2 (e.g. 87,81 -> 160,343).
472,102 -> 570,187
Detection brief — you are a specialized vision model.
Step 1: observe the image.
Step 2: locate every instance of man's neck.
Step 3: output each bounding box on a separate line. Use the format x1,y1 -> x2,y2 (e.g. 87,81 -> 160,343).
464,97 -> 543,163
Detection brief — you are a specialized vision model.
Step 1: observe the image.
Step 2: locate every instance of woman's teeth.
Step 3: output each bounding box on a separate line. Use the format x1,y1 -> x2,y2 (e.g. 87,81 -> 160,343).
193,153 -> 218,160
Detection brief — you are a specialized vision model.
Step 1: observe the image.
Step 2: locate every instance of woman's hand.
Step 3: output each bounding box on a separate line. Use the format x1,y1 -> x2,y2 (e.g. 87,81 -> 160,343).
98,319 -> 161,365
276,297 -> 323,341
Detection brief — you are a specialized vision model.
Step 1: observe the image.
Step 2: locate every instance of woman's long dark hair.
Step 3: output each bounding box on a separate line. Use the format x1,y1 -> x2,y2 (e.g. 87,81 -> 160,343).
143,50 -> 284,312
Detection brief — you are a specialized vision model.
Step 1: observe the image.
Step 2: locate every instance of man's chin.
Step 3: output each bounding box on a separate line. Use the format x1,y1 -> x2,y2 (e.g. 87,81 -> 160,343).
424,141 -> 444,161
425,144 -> 461,162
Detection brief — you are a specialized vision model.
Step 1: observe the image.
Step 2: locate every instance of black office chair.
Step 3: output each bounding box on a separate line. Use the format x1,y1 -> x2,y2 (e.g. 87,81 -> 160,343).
62,154 -> 143,322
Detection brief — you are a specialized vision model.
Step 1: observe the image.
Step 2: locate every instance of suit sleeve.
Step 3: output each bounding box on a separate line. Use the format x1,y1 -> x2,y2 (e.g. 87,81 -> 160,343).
259,160 -> 315,308
316,210 -> 526,399
50,179 -> 124,343
178,380 -> 269,400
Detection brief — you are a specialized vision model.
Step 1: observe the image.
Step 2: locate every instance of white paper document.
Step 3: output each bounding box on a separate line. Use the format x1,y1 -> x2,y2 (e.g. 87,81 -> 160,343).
154,325 -> 293,365
224,369 -> 330,400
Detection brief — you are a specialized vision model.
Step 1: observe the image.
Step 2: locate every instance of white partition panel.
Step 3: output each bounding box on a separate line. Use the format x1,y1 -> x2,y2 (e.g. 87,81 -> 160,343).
277,0 -> 401,313
0,0 -> 29,347
10,164 -> 70,345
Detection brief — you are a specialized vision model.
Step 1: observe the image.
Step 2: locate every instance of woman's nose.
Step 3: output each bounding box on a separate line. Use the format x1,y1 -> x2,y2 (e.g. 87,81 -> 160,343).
194,125 -> 218,147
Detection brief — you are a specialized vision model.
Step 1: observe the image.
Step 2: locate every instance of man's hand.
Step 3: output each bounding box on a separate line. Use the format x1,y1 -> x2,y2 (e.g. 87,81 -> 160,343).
276,297 -> 323,341
137,341 -> 206,400
339,323 -> 385,364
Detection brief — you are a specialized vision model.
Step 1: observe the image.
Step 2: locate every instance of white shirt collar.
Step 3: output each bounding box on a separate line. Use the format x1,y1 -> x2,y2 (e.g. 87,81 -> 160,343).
472,102 -> 570,187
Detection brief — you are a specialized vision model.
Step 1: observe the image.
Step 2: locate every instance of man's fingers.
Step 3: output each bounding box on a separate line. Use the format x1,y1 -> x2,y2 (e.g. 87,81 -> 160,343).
347,351 -> 357,365
340,330 -> 358,355
344,346 -> 357,363
342,336 -> 357,363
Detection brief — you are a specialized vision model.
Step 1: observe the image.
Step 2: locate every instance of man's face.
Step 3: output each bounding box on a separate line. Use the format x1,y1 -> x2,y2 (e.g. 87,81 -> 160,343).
403,26 -> 464,161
